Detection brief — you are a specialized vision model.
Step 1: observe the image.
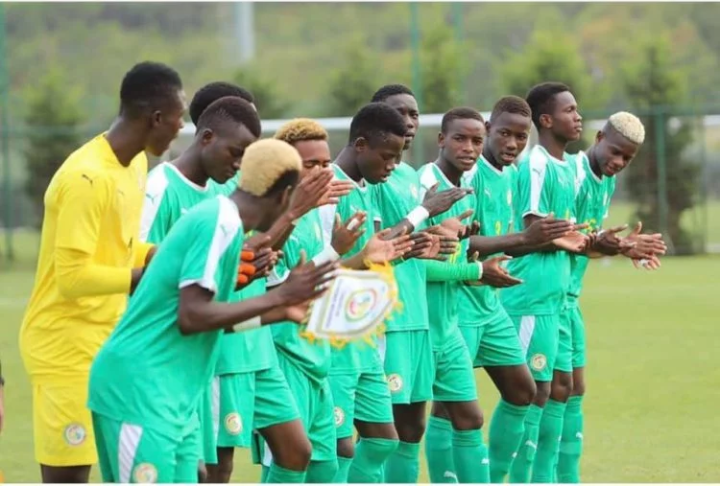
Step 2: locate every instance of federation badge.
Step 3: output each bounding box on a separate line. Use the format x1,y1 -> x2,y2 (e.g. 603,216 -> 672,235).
63,423 -> 86,446
133,463 -> 158,483
334,407 -> 345,427
225,413 -> 243,436
387,374 -> 404,393
531,354 -> 547,371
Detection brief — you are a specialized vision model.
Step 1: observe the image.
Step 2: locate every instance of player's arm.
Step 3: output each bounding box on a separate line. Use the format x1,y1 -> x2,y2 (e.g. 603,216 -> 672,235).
54,171 -> 146,299
474,214 -> 579,257
178,257 -> 338,334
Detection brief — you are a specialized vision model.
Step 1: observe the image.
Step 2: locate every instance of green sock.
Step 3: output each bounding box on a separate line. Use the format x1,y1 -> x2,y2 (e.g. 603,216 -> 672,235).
452,429 -> 490,483
425,415 -> 456,483
265,464 -> 306,483
305,460 -> 339,483
557,395 -> 583,483
384,441 -> 421,483
489,400 -> 530,483
531,399 -> 567,483
347,438 -> 399,483
333,456 -> 353,483
509,403 -> 543,483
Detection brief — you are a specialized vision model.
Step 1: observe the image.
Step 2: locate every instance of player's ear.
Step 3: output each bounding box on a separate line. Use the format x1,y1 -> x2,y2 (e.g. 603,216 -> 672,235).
200,128 -> 215,146
595,130 -> 604,144
353,137 -> 368,153
485,120 -> 491,133
151,110 -> 162,127
438,131 -> 445,147
279,185 -> 293,208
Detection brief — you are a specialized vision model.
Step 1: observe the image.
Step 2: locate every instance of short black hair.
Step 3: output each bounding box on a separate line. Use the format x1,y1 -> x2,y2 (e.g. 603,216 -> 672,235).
119,61 -> 183,117
189,82 -> 255,125
348,102 -> 407,145
441,107 -> 484,134
490,96 -> 532,122
525,82 -> 571,130
371,84 -> 415,103
196,96 -> 262,138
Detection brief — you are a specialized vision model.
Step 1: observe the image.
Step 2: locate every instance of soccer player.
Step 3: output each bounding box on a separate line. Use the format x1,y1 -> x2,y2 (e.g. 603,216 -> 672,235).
19,61 -> 186,484
418,107 -> 524,484
555,112 -> 666,483
499,82 -> 590,483
140,94 -> 262,479
368,85 -> 485,483
87,138 -> 338,484
456,96 -> 578,483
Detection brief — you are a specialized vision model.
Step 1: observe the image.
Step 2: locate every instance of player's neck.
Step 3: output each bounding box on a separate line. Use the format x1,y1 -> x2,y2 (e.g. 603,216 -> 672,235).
587,145 -> 603,179
172,149 -> 209,187
106,118 -> 148,167
335,146 -> 363,183
229,190 -> 263,230
538,132 -> 567,161
436,157 -> 462,186
482,148 -> 503,172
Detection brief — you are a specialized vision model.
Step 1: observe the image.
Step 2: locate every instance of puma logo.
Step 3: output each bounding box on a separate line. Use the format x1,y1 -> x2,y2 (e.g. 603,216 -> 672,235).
81,174 -> 93,185
443,471 -> 459,483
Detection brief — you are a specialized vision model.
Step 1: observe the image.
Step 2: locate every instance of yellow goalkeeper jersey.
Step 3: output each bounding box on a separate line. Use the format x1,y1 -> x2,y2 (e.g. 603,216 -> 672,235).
19,133 -> 151,381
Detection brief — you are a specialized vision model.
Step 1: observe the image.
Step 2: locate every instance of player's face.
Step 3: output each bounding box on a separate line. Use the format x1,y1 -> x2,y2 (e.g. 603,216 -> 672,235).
383,94 -> 419,151
595,129 -> 640,177
547,91 -> 582,142
262,179 -> 298,231
147,89 -> 187,157
200,124 -> 258,184
487,112 -> 532,166
439,118 -> 485,173
355,133 -> 404,184
294,139 -> 332,180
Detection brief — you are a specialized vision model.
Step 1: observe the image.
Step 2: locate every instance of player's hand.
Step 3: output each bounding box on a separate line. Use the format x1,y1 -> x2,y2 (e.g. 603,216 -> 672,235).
362,229 -> 414,264
317,180 -> 355,207
278,252 -> 339,305
288,167 -> 335,218
523,213 -> 577,245
424,226 -> 461,255
284,299 -> 313,324
437,209 -> 478,241
553,231 -> 591,254
620,222 -> 667,260
401,232 -> 433,260
632,254 -> 662,271
592,225 -> 633,256
422,183 -> 473,218
475,255 -> 523,288
331,212 -> 366,256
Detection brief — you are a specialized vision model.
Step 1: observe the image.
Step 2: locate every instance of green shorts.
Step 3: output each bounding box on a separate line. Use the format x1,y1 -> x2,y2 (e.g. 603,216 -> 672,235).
555,304 -> 586,372
432,328 -> 478,402
92,412 -> 198,483
214,366 -> 300,449
381,330 -> 434,404
197,381 -> 218,464
329,369 -> 394,439
511,314 -> 560,382
459,312 -> 526,368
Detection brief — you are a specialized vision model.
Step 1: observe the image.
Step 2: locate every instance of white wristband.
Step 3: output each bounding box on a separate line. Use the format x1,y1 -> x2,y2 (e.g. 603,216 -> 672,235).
406,206 -> 430,228
475,261 -> 484,280
312,244 -> 341,266
232,316 -> 262,332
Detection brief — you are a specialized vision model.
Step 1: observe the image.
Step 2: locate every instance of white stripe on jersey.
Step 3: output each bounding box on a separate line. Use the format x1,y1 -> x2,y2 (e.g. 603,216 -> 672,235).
140,163 -> 170,241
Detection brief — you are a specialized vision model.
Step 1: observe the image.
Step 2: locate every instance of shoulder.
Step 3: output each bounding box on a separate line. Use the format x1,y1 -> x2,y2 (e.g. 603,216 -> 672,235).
417,163 -> 439,190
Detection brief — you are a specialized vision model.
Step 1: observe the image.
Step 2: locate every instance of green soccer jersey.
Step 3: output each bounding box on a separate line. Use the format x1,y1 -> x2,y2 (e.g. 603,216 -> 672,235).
141,162 -> 217,244
458,156 -> 516,328
88,196 -> 244,439
267,208 -> 330,385
210,172 -> 240,197
500,145 -> 579,316
369,162 -> 429,332
568,151 -> 616,304
417,162 -> 477,347
319,164 -> 381,374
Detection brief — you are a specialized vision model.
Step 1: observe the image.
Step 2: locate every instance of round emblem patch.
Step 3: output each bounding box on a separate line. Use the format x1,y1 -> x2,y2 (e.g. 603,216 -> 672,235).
133,463 -> 158,483
387,374 -> 404,393
224,412 -> 243,436
334,406 -> 345,428
63,423 -> 86,446
531,354 -> 547,371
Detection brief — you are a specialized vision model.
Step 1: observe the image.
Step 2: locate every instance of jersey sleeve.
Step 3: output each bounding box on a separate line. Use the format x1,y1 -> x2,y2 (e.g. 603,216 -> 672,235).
140,168 -> 172,244
519,153 -> 552,219
317,203 -> 337,246
179,202 -> 242,295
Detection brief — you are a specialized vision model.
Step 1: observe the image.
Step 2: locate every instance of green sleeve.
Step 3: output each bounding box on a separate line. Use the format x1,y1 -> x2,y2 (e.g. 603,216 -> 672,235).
425,260 -> 481,282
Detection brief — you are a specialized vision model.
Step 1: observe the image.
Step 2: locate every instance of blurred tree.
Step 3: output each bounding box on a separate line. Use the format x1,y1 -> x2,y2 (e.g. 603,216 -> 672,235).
23,70 -> 85,227
619,34 -> 699,254
233,66 -> 290,119
325,36 -> 378,117
420,24 -> 466,113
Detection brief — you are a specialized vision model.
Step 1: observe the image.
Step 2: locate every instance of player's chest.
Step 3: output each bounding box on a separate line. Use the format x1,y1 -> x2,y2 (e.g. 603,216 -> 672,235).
578,183 -> 610,230
479,180 -> 514,236
103,166 -> 146,246
548,166 -> 577,215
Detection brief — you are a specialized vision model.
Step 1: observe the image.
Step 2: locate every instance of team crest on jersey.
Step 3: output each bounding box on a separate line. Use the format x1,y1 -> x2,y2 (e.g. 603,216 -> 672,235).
531,354 -> 547,371
133,463 -> 158,483
225,413 -> 243,436
63,423 -> 86,446
334,407 -> 345,427
387,374 -> 403,393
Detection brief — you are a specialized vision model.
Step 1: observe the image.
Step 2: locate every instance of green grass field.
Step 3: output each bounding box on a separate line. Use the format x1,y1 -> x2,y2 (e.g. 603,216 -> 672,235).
1,231 -> 719,482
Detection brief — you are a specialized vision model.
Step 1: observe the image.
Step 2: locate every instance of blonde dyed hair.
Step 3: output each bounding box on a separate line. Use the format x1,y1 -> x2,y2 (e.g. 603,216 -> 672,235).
607,111 -> 645,145
274,118 -> 328,146
238,139 -> 302,197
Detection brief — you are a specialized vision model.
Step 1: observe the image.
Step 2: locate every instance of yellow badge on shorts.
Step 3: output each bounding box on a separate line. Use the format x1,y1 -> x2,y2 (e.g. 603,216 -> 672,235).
133,463 -> 158,483
224,413 -> 243,436
531,354 -> 547,371
387,374 -> 403,393
333,407 -> 345,428
63,423 -> 86,446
